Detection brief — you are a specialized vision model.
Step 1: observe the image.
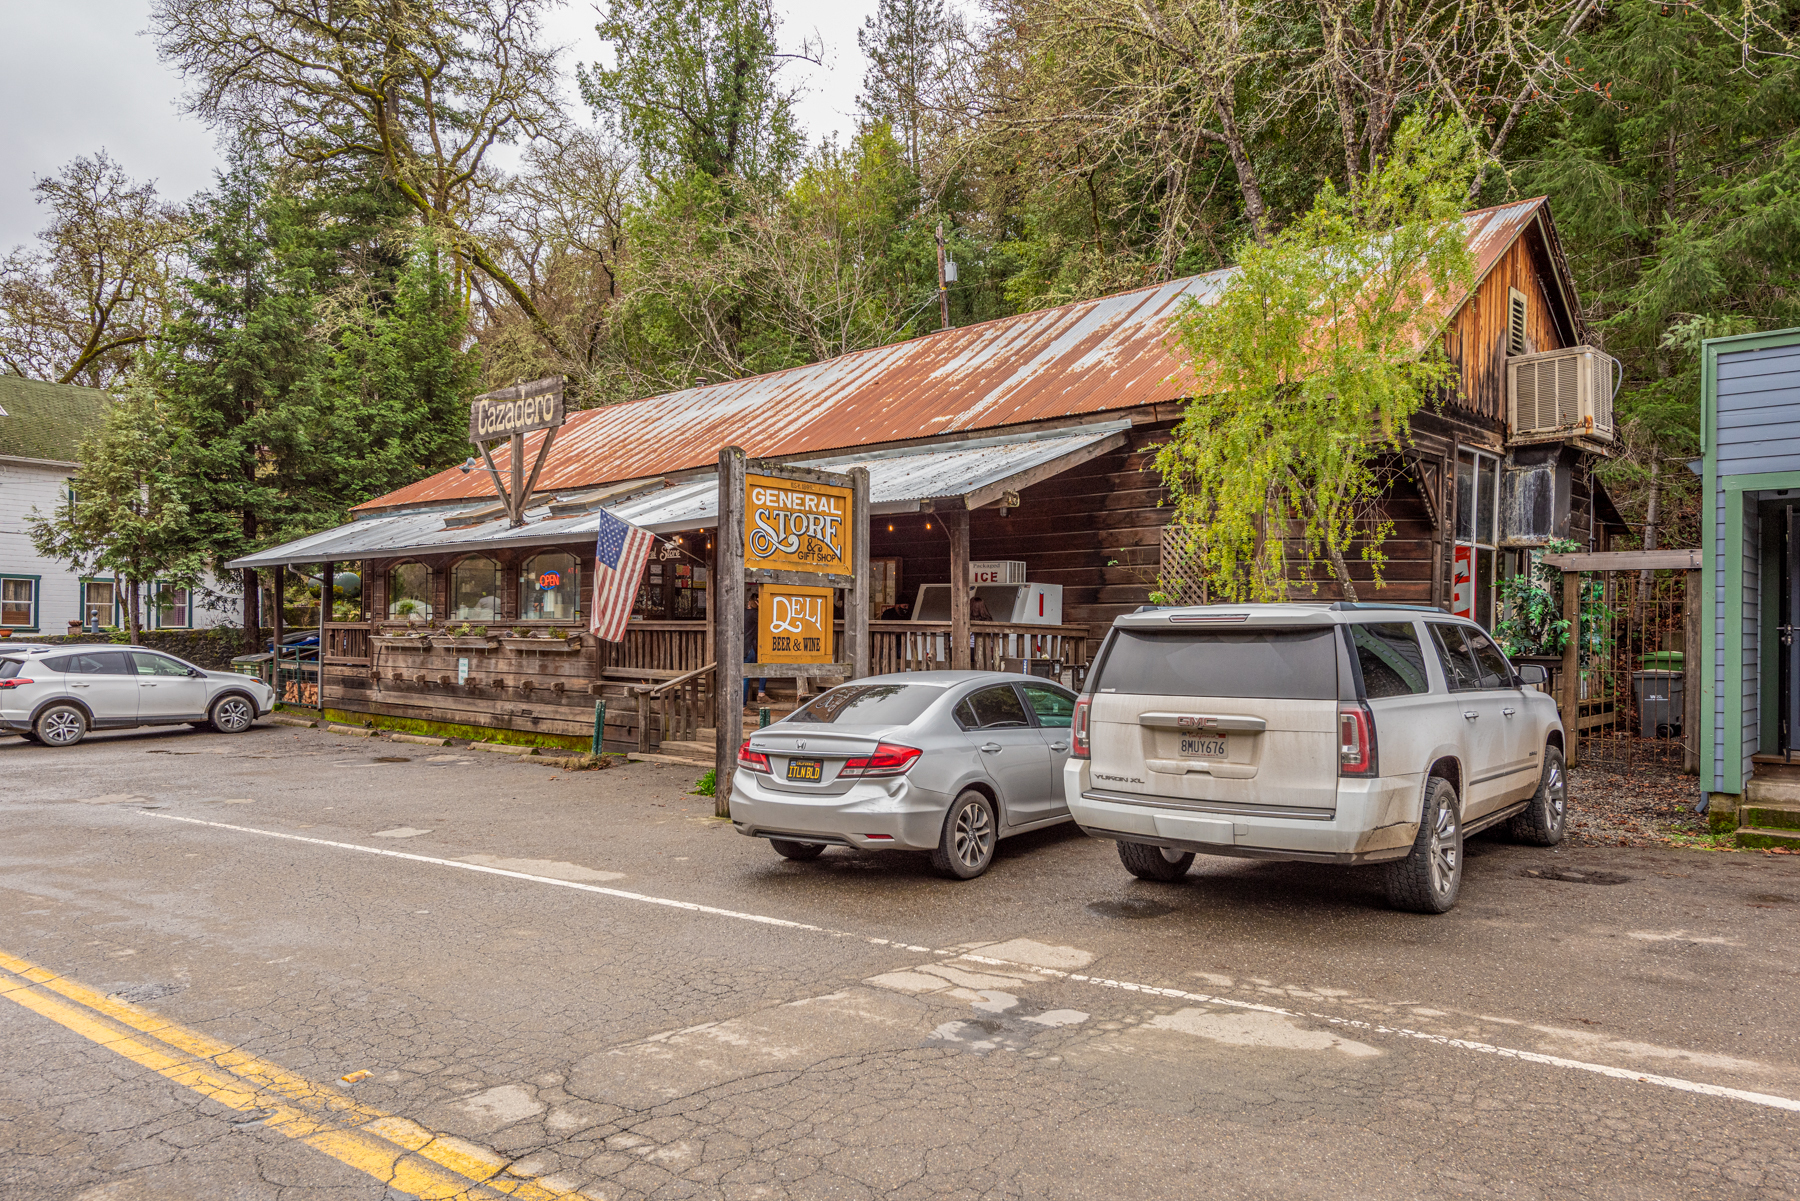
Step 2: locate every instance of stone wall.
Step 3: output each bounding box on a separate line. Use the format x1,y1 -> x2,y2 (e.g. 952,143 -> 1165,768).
8,628 -> 275,671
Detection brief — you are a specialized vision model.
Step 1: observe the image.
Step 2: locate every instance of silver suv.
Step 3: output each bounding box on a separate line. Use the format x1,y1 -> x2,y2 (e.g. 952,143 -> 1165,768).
1065,603 -> 1565,913
0,645 -> 275,747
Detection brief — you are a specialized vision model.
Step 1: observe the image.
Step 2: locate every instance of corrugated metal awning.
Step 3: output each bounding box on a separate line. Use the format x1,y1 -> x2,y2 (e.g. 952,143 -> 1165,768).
225,423 -> 1130,570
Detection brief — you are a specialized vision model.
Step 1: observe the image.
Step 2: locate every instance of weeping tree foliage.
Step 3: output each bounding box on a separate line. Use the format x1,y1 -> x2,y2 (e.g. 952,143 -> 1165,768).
1155,116 -> 1478,604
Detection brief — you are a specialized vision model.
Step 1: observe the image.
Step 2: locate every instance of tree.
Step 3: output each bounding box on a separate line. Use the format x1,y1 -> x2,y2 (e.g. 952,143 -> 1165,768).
581,0 -> 808,188
28,387 -> 199,647
149,0 -> 568,354
0,152 -> 186,387
857,0 -> 963,179
1155,116 -> 1477,603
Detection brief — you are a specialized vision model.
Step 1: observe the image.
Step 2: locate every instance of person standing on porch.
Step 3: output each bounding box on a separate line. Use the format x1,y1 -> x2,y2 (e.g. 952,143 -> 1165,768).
744,592 -> 768,706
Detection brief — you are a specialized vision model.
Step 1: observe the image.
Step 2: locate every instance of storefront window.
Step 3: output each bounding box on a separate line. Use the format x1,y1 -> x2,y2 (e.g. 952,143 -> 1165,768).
1453,450 -> 1500,628
634,559 -> 667,619
451,556 -> 503,622
389,561 -> 433,621
331,565 -> 364,621
519,553 -> 580,621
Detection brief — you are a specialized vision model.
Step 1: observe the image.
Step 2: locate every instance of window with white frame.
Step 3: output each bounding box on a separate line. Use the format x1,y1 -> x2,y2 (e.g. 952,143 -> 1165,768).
1,578 -> 37,628
1453,450 -> 1500,628
81,580 -> 117,630
155,582 -> 191,628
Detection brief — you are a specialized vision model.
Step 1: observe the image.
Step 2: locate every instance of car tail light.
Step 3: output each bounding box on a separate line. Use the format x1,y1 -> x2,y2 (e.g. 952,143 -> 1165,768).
840,743 -> 922,778
1071,696 -> 1092,759
0,679 -> 34,690
737,741 -> 771,774
1338,702 -> 1378,777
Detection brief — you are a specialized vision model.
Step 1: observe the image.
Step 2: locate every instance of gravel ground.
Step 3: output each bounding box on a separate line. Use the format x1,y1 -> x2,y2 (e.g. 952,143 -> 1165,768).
1566,761 -> 1713,848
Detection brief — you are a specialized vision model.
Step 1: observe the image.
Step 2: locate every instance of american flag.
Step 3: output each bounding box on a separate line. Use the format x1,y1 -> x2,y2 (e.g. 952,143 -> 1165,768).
590,510 -> 655,642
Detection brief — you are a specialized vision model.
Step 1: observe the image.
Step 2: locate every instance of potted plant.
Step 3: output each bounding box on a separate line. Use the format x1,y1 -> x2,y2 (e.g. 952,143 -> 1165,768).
432,622 -> 496,650
373,620 -> 434,649
499,625 -> 583,651
1495,537 -> 1615,680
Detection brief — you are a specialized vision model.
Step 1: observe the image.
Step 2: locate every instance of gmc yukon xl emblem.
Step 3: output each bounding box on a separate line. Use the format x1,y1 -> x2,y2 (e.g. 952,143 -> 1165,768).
1177,716 -> 1218,730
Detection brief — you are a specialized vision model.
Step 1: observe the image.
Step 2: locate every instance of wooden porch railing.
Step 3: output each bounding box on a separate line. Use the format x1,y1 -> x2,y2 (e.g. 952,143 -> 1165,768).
612,621 -> 708,673
635,662 -> 716,753
323,622 -> 370,664
861,621 -> 1089,675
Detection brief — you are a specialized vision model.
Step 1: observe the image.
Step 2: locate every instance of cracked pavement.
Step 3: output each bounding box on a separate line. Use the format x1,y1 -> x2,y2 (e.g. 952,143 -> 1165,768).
4,721 -> 1800,1199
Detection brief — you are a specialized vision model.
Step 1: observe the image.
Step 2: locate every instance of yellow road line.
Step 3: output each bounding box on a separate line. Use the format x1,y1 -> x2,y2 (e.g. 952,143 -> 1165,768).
0,948 -> 594,1201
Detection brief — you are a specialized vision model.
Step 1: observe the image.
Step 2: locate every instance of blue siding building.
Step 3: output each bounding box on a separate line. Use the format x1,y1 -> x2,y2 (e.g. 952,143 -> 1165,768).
1702,329 -> 1800,829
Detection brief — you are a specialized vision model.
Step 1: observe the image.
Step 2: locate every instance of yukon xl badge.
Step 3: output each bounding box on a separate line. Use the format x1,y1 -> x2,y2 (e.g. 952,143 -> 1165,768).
1096,773 -> 1145,785
1177,716 -> 1218,731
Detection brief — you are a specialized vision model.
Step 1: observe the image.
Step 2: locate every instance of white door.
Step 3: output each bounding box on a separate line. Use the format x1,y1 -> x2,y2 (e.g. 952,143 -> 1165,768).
133,652 -> 209,719
1426,624 -> 1511,818
57,649 -> 138,725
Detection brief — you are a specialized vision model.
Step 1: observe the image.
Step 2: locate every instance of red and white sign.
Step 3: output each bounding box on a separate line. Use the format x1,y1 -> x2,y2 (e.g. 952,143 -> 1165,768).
1451,545 -> 1474,619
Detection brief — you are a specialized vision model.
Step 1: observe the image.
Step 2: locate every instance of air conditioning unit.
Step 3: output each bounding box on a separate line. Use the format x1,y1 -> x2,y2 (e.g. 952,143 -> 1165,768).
1507,346 -> 1616,442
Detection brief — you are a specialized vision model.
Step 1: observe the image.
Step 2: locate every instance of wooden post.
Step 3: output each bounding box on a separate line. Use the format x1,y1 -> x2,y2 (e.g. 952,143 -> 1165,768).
703,536 -> 716,670
1561,570 -> 1580,767
509,432 -> 524,524
714,447 -> 747,818
270,564 -> 285,695
1683,567 -> 1702,775
635,687 -> 649,753
847,467 -> 871,679
947,507 -> 971,670
318,560 -> 333,714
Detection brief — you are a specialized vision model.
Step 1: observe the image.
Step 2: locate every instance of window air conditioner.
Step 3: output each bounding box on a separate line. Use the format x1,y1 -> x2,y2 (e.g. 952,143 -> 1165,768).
1507,345 -> 1618,441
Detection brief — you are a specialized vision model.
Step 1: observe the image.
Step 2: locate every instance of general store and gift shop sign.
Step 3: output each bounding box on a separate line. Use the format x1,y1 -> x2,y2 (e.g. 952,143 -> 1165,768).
744,474 -> 854,574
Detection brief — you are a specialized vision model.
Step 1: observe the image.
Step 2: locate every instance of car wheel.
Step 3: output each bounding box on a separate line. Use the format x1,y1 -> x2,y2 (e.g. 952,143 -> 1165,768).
34,704 -> 88,748
930,789 -> 997,879
1118,840 -> 1194,881
769,838 -> 826,861
1507,746 -> 1568,847
1385,776 -> 1463,914
208,695 -> 256,734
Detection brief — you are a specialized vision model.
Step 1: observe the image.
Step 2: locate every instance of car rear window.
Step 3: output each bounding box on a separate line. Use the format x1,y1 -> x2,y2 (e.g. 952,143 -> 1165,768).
0,659 -> 23,679
1092,629 -> 1338,700
786,683 -> 944,726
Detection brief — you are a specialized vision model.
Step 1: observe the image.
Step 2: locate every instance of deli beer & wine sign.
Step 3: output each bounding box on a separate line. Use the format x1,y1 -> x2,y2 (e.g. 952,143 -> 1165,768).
744,474 -> 854,573
758,584 -> 834,664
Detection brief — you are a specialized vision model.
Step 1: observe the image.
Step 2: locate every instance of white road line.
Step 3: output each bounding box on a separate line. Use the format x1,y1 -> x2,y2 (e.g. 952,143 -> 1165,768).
135,811 -> 937,954
954,954 -> 1800,1114
137,809 -> 1800,1116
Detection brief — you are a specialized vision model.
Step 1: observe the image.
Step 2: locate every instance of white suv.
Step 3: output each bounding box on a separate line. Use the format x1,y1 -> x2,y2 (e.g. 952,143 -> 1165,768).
1065,603 -> 1565,913
0,645 -> 275,747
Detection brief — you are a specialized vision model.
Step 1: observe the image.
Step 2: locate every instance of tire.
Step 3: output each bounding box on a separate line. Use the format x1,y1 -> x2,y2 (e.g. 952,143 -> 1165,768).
930,789 -> 998,879
208,694 -> 256,734
1118,840 -> 1194,881
1385,776 -> 1463,914
1507,746 -> 1568,847
769,838 -> 826,861
34,703 -> 88,748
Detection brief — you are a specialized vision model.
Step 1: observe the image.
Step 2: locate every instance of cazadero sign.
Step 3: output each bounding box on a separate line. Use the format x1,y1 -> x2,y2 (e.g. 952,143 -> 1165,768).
468,379 -> 564,442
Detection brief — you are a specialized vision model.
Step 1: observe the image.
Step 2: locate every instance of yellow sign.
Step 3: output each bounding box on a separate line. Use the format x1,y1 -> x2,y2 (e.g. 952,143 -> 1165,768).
745,473 -> 853,574
758,584 -> 834,664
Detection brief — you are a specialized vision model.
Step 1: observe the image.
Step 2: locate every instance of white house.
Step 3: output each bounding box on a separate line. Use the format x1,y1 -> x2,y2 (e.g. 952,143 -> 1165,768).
0,375 -> 239,637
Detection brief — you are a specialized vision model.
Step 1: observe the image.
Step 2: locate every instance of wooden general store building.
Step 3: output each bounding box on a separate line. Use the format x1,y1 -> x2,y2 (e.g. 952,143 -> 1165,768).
233,198 -> 1627,752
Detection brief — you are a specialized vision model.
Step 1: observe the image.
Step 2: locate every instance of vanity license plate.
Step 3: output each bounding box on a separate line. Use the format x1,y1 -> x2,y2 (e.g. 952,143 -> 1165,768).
786,758 -> 823,781
1179,736 -> 1229,759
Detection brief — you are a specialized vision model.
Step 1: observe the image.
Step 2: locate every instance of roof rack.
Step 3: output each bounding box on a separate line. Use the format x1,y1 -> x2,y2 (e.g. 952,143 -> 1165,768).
1327,602 -> 1446,613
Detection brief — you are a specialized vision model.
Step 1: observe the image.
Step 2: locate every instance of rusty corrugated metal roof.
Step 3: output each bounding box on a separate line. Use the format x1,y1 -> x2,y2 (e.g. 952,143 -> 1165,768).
356,199 -> 1550,516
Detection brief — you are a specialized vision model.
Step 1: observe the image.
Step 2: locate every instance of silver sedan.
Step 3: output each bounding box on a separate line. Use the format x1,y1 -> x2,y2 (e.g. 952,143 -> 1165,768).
728,670 -> 1079,878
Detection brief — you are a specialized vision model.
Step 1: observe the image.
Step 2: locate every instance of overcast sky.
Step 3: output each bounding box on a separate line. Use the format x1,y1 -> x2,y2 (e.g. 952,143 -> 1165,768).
0,0 -> 882,252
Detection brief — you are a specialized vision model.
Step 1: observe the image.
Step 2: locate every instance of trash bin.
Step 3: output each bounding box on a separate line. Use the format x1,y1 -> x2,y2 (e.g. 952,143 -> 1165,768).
1632,670 -> 1683,738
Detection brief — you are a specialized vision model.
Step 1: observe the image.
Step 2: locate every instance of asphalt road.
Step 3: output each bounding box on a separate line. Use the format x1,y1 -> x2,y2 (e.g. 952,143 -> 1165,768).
4,720 -> 1799,1200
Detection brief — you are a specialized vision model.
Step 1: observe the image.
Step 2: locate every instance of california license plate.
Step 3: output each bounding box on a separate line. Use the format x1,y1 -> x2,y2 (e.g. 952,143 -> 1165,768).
1179,736 -> 1229,759
786,758 -> 823,781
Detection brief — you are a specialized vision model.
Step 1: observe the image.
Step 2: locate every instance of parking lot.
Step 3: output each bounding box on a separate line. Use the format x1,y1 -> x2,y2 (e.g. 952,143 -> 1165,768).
5,720 -> 1800,1199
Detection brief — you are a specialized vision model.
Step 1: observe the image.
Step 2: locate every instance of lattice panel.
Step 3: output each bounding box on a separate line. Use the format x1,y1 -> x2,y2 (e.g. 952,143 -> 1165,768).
1157,524 -> 1209,605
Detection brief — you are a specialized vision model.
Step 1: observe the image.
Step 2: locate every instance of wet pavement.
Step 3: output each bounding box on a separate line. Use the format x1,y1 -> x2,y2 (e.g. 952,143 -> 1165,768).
4,720 -> 1799,1199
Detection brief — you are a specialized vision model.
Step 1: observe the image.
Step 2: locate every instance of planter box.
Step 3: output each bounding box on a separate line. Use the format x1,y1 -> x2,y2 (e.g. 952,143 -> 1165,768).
371,635 -> 433,651
430,636 -> 498,651
499,636 -> 583,652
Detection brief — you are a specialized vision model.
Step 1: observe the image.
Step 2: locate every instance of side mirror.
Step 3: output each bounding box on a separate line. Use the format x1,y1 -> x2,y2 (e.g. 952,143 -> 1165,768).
1517,664 -> 1549,686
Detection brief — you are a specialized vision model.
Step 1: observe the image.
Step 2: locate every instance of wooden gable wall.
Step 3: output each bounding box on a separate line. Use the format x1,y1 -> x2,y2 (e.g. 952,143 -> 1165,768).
1442,225 -> 1575,426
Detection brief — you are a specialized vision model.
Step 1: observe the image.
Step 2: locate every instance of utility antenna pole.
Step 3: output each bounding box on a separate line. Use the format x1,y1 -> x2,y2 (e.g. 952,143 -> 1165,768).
935,223 -> 951,331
